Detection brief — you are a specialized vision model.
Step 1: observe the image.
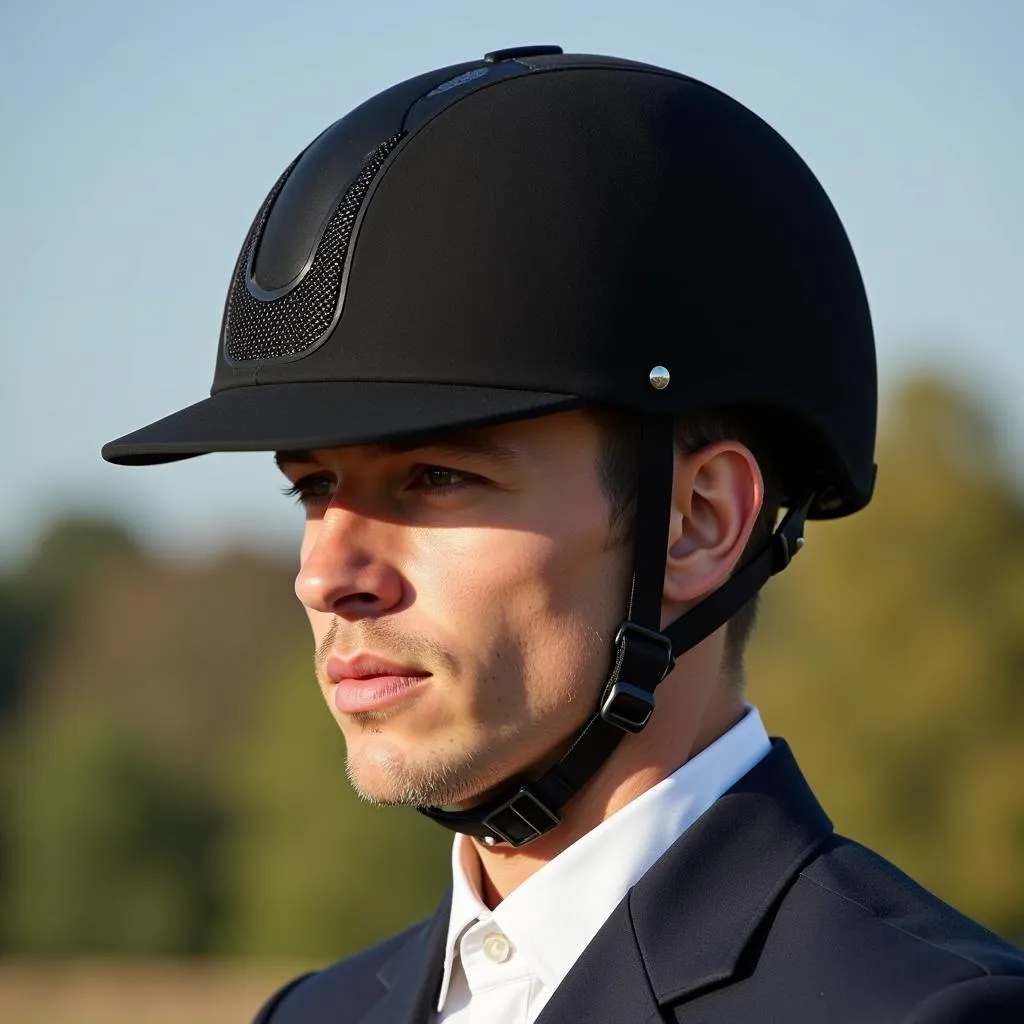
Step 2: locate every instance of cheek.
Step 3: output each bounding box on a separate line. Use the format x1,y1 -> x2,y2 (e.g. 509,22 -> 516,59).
404,526 -> 535,645
521,533 -> 630,704
515,501 -> 633,703
410,508 -> 628,704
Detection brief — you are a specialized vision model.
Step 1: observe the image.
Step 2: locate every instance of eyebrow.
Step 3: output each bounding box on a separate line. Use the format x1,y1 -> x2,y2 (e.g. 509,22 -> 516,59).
273,432 -> 524,471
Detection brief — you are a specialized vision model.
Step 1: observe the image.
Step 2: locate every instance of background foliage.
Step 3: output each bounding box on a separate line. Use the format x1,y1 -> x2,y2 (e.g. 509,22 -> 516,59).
0,375 -> 1021,964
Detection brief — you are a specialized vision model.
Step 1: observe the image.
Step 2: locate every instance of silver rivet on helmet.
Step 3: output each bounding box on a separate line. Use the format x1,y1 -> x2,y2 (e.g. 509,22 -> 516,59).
482,835 -> 497,847
649,365 -> 671,390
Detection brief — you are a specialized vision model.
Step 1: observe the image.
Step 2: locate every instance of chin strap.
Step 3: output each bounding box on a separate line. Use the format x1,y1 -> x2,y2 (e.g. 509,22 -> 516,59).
418,416 -> 814,847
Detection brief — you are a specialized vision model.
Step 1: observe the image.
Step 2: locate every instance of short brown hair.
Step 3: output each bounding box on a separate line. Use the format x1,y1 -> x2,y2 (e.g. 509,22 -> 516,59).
589,407 -> 782,676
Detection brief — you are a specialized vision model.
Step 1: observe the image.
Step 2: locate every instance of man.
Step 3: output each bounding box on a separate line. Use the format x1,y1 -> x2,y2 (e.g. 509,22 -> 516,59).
103,46 -> 1024,1022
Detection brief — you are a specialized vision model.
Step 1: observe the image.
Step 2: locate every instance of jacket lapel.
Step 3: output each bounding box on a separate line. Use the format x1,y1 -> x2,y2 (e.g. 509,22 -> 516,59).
534,897 -> 664,1024
536,740 -> 833,1022
631,739 -> 832,1004
359,890 -> 450,1024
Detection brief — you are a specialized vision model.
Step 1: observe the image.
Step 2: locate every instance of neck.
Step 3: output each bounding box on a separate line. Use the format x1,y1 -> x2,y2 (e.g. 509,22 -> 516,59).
469,652 -> 745,907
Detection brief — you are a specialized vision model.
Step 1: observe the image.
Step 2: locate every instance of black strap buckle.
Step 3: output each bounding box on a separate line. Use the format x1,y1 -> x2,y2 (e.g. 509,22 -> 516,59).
599,623 -> 674,733
482,785 -> 562,847
614,618 -> 671,667
771,492 -> 814,574
600,681 -> 656,733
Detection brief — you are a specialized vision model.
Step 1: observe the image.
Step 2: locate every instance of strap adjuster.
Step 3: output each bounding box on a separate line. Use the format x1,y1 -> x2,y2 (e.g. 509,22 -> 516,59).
613,621 -> 675,671
600,681 -> 656,732
482,785 -> 561,847
598,623 -> 674,733
771,492 -> 814,574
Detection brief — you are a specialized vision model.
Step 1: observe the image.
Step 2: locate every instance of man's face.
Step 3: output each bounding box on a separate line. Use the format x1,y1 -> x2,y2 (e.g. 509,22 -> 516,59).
277,411 -> 632,808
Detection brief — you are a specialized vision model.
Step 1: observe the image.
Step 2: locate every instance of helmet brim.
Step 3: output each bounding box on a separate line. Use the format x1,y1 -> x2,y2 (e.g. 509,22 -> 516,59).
101,381 -> 583,465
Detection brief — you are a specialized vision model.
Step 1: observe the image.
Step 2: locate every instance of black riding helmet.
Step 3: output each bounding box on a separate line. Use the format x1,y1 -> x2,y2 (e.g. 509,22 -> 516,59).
103,46 -> 877,847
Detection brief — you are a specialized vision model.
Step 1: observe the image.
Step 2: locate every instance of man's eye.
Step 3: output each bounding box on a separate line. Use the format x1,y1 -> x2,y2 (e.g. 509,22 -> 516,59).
281,475 -> 335,506
417,466 -> 469,491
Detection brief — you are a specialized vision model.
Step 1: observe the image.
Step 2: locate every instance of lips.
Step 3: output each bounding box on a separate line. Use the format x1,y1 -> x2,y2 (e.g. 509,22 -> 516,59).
325,653 -> 431,714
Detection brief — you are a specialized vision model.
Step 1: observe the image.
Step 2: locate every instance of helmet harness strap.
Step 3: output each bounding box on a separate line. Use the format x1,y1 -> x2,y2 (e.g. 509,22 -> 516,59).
418,416 -> 815,847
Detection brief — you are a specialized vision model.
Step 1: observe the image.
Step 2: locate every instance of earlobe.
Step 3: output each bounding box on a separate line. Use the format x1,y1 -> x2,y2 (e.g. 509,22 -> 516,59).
663,442 -> 763,607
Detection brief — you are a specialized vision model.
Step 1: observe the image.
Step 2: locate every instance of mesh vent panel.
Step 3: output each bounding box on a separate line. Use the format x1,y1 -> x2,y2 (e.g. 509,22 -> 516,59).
224,131 -> 406,362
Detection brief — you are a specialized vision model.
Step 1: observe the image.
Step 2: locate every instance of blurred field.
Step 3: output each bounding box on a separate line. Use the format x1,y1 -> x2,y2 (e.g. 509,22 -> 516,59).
0,961 -> 305,1024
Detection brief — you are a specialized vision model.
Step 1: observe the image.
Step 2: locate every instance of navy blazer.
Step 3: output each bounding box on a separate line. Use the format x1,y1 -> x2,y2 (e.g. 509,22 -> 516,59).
254,740 -> 1024,1022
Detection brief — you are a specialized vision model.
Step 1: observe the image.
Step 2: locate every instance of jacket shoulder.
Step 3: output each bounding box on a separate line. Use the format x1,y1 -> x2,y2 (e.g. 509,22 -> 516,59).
774,835 -> 1024,1019
251,920 -> 428,1024
676,834 -> 1024,1021
905,974 -> 1024,1023
799,835 -> 1024,978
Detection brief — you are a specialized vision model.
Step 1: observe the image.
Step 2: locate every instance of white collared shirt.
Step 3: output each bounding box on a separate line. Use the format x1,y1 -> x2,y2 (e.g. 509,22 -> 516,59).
433,706 -> 771,1023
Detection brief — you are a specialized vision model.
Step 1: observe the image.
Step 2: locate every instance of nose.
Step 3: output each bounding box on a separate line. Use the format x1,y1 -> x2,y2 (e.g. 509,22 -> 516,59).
294,507 -> 405,619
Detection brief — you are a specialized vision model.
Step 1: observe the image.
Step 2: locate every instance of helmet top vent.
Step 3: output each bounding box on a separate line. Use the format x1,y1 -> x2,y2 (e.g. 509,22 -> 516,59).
224,131 -> 406,363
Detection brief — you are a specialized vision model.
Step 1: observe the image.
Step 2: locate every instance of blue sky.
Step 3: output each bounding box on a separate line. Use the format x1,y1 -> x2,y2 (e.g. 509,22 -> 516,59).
1,0 -> 1021,564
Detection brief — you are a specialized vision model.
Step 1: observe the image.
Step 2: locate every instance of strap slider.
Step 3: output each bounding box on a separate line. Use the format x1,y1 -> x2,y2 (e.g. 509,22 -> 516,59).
482,785 -> 561,847
614,622 -> 675,679
599,623 -> 674,733
771,493 -> 815,575
600,681 -> 656,733
773,532 -> 794,572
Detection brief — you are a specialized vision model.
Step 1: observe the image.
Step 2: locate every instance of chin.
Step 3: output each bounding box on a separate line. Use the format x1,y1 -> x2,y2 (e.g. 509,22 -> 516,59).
343,739 -> 474,809
349,733 -> 542,811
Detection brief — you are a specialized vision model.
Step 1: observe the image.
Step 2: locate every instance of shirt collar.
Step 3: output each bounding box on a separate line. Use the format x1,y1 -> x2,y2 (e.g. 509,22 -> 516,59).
437,705 -> 771,1010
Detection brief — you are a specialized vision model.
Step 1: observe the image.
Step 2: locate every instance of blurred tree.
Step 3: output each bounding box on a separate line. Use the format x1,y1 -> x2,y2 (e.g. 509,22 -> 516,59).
0,516 -> 143,950
0,581 -> 39,722
4,711 -> 220,954
18,546 -> 302,785
750,375 -> 1024,941
0,515 -> 139,718
215,642 -> 451,960
0,541 -> 303,954
11,516 -> 141,610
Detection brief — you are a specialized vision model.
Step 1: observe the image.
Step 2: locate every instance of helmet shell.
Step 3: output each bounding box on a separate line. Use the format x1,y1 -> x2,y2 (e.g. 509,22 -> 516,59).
103,51 -> 876,516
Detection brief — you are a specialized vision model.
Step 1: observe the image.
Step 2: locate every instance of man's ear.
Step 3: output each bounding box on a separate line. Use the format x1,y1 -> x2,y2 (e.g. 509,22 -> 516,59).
663,441 -> 764,608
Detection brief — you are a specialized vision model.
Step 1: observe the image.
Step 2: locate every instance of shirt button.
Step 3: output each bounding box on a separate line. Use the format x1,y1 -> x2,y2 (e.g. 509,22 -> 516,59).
482,931 -> 514,963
